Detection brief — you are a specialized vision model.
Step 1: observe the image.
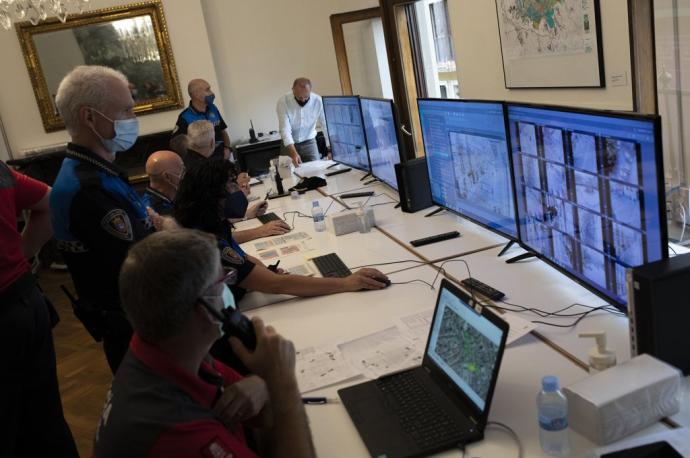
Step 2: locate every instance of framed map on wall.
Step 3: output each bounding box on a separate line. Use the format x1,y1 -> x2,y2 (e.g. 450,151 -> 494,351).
495,0 -> 605,88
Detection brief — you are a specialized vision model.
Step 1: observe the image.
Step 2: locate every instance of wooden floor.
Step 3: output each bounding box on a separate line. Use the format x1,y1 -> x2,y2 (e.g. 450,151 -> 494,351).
39,267 -> 112,458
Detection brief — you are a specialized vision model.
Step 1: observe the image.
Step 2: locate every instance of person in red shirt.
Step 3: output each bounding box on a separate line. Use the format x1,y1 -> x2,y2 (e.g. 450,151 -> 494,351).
0,160 -> 78,457
93,229 -> 315,457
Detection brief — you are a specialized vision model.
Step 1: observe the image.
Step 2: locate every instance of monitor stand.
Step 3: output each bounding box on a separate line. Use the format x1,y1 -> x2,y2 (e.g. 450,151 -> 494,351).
424,207 -> 445,218
394,203 -> 401,209
359,172 -> 372,181
497,240 -> 516,257
363,178 -> 378,185
505,252 -> 536,264
326,162 -> 339,169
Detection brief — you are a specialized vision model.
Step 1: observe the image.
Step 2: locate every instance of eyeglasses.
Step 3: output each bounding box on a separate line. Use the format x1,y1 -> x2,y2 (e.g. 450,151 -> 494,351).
199,269 -> 237,307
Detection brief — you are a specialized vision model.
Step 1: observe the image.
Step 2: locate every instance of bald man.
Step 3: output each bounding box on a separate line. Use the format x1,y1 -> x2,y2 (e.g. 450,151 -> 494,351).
277,77 -> 329,166
142,150 -> 185,216
171,78 -> 231,160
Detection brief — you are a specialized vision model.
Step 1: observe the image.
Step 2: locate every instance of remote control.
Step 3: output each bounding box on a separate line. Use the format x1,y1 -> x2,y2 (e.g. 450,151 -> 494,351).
460,277 -> 505,301
340,191 -> 375,199
409,231 -> 460,247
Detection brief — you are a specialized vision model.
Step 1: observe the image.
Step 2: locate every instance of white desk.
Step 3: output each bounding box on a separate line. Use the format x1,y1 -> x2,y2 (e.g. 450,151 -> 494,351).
244,263 -> 667,457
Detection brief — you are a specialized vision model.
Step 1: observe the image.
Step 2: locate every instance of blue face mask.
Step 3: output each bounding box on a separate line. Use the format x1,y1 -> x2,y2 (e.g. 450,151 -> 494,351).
91,109 -> 139,153
204,93 -> 215,106
223,190 -> 249,219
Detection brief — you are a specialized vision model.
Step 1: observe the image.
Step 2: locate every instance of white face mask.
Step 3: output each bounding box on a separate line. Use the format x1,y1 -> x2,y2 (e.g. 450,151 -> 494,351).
215,284 -> 236,335
89,108 -> 139,153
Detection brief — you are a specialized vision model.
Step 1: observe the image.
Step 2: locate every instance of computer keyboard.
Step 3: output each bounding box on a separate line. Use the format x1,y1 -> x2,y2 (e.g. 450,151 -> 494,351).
460,277 -> 505,301
311,253 -> 352,278
257,212 -> 281,224
410,231 -> 460,247
376,372 -> 463,449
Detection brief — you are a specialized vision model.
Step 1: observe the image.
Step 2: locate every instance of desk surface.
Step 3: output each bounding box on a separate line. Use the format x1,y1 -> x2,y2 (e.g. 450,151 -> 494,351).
233,163 -> 681,456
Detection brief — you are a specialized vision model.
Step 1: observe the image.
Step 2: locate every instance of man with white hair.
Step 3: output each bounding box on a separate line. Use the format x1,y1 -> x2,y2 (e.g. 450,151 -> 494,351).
50,65 -> 152,373
172,78 -> 231,159
276,77 -> 329,166
184,117 -> 217,170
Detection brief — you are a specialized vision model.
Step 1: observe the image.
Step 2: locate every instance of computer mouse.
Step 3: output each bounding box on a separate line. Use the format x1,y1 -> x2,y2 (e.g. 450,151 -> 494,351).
378,277 -> 392,287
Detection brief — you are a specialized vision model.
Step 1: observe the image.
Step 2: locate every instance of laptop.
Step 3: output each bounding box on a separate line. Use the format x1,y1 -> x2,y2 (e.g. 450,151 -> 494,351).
338,279 -> 509,458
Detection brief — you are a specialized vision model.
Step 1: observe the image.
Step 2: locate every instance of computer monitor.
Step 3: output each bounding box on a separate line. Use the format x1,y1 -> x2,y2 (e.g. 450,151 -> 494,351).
361,97 -> 403,190
507,103 -> 667,309
323,96 -> 370,172
418,99 -> 518,239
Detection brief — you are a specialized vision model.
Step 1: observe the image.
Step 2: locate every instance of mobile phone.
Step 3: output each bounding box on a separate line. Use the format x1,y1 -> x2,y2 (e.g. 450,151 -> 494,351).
200,299 -> 257,350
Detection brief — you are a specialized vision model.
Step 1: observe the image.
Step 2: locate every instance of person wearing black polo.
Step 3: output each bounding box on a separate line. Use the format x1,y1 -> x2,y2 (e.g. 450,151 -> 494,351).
142,150 -> 184,216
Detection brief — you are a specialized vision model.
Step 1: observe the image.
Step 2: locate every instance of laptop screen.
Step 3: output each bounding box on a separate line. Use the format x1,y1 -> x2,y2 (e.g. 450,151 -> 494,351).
427,286 -> 504,412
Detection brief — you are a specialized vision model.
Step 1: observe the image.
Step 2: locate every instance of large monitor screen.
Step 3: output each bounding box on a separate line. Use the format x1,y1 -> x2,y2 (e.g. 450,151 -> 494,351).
418,99 -> 517,239
507,104 -> 666,308
323,96 -> 370,171
361,97 -> 402,190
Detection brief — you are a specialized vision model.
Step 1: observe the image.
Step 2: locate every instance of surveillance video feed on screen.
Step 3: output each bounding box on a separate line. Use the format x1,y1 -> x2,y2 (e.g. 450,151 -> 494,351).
361,98 -> 401,190
418,100 -> 517,238
323,97 -> 370,171
507,105 -> 665,307
428,288 -> 503,411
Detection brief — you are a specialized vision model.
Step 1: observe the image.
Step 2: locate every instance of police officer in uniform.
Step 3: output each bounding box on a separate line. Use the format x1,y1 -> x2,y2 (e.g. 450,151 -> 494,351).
142,150 -> 184,216
172,78 -> 231,159
51,65 -> 152,373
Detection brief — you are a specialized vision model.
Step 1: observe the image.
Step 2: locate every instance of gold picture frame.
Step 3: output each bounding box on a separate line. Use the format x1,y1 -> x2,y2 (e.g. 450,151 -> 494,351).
16,0 -> 183,132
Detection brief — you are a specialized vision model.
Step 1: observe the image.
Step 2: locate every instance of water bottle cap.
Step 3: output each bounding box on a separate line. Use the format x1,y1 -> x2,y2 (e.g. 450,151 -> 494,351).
312,201 -> 319,207
542,375 -> 559,392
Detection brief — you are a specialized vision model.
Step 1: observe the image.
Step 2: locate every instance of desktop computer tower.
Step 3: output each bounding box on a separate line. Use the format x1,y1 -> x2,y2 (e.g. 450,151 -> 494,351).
627,253 -> 690,375
395,158 -> 433,213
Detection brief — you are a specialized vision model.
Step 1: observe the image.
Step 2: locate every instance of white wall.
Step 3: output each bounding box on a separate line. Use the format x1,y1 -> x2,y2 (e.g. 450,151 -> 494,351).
0,0 -> 222,158
448,0 -> 633,111
200,0 -> 378,143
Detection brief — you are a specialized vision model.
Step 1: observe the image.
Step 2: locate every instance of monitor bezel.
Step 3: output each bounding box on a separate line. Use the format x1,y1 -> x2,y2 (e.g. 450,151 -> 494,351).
360,96 -> 406,191
322,95 -> 372,173
505,101 -> 668,311
417,97 -> 520,242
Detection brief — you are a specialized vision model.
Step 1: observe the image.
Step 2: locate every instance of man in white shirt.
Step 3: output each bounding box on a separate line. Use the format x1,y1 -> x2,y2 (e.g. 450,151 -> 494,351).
276,77 -> 329,166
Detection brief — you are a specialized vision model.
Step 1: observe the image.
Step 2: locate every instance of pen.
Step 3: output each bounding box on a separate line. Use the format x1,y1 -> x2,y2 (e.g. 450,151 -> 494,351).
302,397 -> 338,404
268,260 -> 281,272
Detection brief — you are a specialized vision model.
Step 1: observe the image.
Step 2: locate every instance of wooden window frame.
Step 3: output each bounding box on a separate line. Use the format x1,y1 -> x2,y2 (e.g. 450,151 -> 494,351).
330,7 -> 382,95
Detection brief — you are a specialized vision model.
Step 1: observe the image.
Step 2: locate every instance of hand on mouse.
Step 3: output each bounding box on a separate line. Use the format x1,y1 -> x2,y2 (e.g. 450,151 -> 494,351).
345,268 -> 389,291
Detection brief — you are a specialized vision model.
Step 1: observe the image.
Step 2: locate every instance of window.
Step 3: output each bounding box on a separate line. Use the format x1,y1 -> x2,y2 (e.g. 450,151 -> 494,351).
381,0 -> 460,157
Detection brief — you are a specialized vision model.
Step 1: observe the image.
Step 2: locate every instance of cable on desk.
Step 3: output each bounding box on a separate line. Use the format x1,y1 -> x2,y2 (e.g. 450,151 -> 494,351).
390,279 -> 435,288
669,243 -> 678,257
323,198 -> 336,216
485,421 -> 523,458
348,259 -> 429,270
282,211 -> 312,230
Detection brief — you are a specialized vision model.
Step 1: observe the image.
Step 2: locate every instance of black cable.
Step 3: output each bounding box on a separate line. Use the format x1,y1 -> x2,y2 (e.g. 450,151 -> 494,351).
348,259 -> 429,270
323,198 -> 336,216
391,279 -> 435,288
282,211 -> 312,230
669,243 -> 678,256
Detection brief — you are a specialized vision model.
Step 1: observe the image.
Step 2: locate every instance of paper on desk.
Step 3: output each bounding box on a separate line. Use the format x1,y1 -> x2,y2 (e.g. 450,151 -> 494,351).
254,231 -> 311,251
395,308 -> 434,344
338,326 -> 423,379
295,344 -> 361,393
501,312 -> 536,345
592,428 -> 690,457
287,263 -> 313,276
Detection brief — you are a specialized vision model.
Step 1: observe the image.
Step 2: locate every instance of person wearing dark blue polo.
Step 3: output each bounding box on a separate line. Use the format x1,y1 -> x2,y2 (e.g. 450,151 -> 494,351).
172,78 -> 231,159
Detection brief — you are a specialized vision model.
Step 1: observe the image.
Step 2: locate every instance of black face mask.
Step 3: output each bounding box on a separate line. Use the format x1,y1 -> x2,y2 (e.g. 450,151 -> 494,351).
223,190 -> 249,219
295,97 -> 310,107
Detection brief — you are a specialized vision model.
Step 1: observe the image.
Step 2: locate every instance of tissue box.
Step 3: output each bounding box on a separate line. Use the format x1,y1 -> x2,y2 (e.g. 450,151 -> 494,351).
327,208 -> 375,236
564,354 -> 681,445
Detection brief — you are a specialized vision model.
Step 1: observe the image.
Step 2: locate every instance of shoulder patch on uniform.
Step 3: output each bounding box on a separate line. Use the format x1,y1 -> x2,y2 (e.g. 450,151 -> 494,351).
201,437 -> 234,458
101,209 -> 133,241
221,247 -> 244,266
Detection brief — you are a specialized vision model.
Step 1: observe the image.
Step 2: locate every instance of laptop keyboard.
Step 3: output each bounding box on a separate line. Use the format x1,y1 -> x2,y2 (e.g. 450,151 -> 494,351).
376,372 -> 464,449
311,253 -> 352,278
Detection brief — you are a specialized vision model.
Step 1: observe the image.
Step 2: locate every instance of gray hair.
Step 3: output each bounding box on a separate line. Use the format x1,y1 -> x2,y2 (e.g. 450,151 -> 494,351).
187,120 -> 215,151
119,229 -> 218,343
55,65 -> 129,135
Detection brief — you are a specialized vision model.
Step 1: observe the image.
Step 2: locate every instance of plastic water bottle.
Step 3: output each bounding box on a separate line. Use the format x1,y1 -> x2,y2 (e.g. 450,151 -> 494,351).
537,375 -> 570,456
311,201 -> 326,232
